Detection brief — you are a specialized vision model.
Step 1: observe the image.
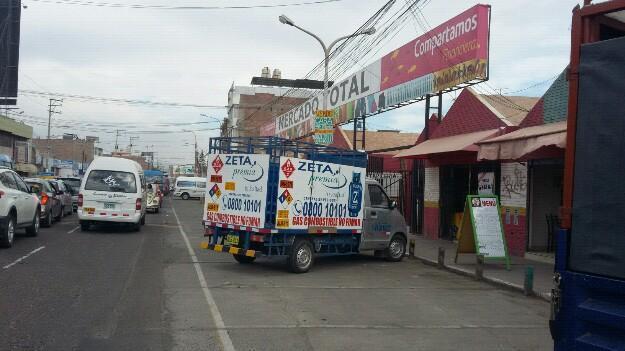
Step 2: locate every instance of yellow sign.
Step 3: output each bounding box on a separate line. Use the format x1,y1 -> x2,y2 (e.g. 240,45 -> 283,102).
225,181 -> 235,191
315,110 -> 334,117
276,218 -> 289,228
207,202 -> 219,212
277,210 -> 289,219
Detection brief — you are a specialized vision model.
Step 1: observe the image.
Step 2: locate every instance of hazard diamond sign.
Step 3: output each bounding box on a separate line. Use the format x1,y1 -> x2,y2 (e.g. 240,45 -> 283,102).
212,155 -> 224,174
281,159 -> 295,178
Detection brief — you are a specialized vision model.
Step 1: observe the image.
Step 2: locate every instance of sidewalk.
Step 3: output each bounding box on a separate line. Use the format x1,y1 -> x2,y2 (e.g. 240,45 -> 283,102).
409,235 -> 553,301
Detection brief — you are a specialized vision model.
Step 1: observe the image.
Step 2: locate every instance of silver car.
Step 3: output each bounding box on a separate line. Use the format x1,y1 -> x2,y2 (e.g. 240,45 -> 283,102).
49,180 -> 74,217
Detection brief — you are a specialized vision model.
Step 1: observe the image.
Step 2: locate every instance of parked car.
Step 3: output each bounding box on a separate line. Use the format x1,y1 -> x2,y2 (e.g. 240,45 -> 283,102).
0,169 -> 41,247
174,176 -> 206,200
78,157 -> 147,231
49,179 -> 73,217
56,177 -> 81,212
25,178 -> 62,228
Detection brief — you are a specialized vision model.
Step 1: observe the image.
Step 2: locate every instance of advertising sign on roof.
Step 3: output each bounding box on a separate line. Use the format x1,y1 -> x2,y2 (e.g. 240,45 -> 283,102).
275,4 -> 490,140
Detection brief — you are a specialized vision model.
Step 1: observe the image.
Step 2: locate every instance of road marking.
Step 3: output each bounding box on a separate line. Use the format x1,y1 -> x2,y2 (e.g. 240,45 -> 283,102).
67,225 -> 80,233
215,324 -> 546,330
171,207 -> 236,351
3,246 -> 46,269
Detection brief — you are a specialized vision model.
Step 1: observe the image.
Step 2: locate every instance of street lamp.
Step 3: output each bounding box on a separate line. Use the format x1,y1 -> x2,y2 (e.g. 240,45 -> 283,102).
200,114 -> 223,125
278,14 -> 375,112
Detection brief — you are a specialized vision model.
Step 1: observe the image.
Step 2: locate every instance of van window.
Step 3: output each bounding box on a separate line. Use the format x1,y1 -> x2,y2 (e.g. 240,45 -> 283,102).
177,181 -> 195,187
196,182 -> 206,189
85,170 -> 137,193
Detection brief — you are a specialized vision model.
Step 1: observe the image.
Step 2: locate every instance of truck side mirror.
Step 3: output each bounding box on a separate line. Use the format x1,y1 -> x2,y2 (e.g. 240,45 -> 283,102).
390,200 -> 397,209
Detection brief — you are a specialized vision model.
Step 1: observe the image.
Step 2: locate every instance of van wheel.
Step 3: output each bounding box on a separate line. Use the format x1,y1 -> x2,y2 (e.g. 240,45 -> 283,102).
140,214 -> 146,225
288,239 -> 314,273
133,222 -> 141,232
80,221 -> 90,231
233,254 -> 256,264
181,193 -> 190,200
154,208 -> 159,214
385,234 -> 406,262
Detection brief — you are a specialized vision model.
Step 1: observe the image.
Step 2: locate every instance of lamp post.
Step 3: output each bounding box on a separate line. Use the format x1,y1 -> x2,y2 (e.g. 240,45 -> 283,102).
278,15 -> 375,113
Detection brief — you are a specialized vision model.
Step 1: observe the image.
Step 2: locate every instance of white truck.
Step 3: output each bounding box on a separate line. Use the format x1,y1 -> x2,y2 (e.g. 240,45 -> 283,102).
200,137 -> 408,273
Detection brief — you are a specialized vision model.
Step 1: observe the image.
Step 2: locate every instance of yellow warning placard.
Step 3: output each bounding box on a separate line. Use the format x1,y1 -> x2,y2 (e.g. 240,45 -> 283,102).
225,182 -> 235,191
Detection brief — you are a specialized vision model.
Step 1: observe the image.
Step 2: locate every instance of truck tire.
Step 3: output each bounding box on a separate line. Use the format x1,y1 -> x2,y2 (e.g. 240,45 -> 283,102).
233,254 -> 256,264
385,234 -> 406,262
288,239 -> 314,273
25,210 -> 40,237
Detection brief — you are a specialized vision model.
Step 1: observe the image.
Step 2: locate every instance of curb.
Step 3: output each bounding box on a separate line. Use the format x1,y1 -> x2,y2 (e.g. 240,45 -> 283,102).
410,254 -> 550,303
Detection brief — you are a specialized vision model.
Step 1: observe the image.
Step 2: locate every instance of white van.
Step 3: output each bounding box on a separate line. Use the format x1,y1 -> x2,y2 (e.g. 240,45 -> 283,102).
174,176 -> 206,200
78,157 -> 147,231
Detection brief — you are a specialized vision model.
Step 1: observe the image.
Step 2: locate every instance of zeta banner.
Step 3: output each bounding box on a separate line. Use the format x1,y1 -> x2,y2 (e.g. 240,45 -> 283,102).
275,4 -> 490,140
455,195 -> 510,269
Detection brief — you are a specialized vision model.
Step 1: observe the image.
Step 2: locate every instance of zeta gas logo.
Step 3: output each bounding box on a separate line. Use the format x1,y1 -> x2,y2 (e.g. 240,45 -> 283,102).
212,156 -> 224,174
281,159 -> 295,178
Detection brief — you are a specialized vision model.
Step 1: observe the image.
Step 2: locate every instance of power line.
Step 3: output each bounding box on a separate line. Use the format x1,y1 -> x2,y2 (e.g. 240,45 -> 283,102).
19,89 -> 226,108
26,0 -> 343,10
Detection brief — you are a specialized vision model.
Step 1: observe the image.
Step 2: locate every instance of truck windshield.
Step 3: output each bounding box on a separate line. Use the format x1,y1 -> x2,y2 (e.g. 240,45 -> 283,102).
85,170 -> 137,193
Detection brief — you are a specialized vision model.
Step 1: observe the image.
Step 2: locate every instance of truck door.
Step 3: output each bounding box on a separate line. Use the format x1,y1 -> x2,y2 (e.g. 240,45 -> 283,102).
362,184 -> 392,250
552,4 -> 625,349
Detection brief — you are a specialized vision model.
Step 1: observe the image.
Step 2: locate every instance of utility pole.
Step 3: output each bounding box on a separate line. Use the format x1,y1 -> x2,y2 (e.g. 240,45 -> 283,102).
47,98 -> 63,139
114,129 -> 121,151
128,136 -> 139,154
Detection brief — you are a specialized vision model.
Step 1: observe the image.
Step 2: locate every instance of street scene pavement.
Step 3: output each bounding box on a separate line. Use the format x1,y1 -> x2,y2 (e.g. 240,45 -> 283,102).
1,197 -> 551,351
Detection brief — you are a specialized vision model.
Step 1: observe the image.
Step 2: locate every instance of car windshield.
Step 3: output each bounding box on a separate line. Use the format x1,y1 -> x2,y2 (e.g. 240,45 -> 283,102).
85,170 -> 137,193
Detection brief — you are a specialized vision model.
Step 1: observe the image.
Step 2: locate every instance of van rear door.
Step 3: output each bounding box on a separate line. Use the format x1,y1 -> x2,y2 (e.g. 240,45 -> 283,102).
83,170 -> 139,214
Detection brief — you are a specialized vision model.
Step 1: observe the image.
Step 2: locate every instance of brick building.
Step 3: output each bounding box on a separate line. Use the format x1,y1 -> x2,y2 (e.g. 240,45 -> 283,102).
225,71 -> 309,137
33,137 -> 96,165
396,87 -> 539,257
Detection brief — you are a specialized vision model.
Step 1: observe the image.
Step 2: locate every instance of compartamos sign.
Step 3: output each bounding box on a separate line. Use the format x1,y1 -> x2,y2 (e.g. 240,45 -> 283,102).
203,154 -> 270,228
276,157 -> 365,230
275,4 -> 490,140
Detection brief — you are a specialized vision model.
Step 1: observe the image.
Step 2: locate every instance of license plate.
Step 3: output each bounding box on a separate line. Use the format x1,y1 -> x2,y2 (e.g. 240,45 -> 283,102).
104,203 -> 116,209
84,207 -> 95,213
225,234 -> 239,246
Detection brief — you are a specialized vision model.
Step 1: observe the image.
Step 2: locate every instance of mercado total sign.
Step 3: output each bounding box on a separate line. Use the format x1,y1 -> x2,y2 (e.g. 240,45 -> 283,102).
274,4 -> 491,140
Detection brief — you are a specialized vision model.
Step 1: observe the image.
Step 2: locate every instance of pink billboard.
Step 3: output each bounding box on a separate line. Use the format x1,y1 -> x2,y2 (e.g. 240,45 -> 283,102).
380,4 -> 490,91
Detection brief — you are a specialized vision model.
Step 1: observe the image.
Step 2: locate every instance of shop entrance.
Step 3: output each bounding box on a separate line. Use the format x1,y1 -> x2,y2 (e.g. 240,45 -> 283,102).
527,161 -> 563,252
439,163 -> 500,240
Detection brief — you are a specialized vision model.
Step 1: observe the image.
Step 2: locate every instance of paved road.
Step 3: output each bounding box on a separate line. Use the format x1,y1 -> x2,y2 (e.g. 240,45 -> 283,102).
0,198 -> 552,350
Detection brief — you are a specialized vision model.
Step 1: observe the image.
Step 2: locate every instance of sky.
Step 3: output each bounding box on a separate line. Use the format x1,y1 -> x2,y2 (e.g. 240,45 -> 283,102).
12,0 -> 583,166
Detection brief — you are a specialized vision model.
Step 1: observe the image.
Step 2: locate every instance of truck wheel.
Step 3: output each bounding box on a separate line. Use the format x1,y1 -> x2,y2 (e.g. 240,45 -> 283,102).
385,234 -> 406,262
288,239 -> 314,273
233,254 -> 256,264
181,193 -> 190,200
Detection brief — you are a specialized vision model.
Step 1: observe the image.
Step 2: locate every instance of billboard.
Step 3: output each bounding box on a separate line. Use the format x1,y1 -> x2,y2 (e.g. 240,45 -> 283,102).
0,0 -> 21,102
275,4 -> 490,140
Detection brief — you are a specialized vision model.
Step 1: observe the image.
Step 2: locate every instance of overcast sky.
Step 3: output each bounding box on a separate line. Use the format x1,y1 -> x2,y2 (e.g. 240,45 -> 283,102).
14,0 -> 582,166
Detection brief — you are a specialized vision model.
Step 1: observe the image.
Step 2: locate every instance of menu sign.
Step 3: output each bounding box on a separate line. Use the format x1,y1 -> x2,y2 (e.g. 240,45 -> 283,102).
456,195 -> 510,269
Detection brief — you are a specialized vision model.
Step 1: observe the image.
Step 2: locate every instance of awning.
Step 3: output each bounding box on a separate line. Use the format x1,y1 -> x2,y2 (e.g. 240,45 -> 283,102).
477,121 -> 567,161
394,129 -> 501,159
